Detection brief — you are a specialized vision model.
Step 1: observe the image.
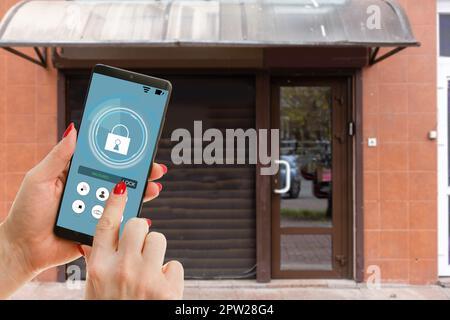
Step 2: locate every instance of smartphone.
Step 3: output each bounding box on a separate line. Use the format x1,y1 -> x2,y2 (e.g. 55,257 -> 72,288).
54,64 -> 171,246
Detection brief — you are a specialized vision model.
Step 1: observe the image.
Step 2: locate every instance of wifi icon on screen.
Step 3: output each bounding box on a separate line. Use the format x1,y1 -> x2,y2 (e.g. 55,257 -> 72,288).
143,86 -> 151,93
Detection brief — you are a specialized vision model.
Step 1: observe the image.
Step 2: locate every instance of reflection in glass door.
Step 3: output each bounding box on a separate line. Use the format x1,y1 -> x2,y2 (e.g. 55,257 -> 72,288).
271,79 -> 353,279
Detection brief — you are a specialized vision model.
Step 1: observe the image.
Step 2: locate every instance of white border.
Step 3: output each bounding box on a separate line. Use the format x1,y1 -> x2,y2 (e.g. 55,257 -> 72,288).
438,0 -> 450,276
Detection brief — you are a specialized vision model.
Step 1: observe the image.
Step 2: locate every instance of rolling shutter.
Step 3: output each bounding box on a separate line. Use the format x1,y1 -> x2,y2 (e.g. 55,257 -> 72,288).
65,72 -> 256,279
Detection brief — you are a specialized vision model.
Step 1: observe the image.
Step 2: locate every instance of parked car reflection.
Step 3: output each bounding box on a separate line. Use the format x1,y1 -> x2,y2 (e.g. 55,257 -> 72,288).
280,139 -> 332,228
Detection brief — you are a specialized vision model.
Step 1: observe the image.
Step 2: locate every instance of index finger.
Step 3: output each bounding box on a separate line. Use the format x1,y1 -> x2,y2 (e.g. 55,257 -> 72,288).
91,181 -> 127,255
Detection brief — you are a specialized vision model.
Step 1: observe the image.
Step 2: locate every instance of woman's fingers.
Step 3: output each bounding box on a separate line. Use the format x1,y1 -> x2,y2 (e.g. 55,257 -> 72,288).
142,163 -> 166,202
29,124 -> 77,182
143,232 -> 167,269
143,182 -> 162,202
84,163 -> 166,259
149,163 -> 167,181
80,244 -> 91,259
118,218 -> 150,255
91,181 -> 127,255
163,260 -> 184,298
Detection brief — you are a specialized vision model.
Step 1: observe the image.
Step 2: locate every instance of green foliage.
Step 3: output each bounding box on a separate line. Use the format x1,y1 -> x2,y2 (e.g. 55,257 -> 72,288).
280,208 -> 327,221
280,87 -> 331,143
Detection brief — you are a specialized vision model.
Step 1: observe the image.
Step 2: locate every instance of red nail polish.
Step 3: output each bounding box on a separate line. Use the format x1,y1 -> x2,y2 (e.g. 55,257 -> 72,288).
156,182 -> 163,192
146,218 -> 152,227
114,181 -> 127,195
62,123 -> 74,139
77,244 -> 84,256
160,164 -> 168,174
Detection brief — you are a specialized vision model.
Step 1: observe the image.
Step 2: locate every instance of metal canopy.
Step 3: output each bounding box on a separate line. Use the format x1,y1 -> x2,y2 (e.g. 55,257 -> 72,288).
0,0 -> 420,67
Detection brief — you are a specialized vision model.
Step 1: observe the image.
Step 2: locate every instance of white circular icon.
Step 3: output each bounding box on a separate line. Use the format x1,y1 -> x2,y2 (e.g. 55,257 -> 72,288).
91,205 -> 104,219
72,200 -> 85,214
89,107 -> 148,169
96,187 -> 109,201
76,182 -> 90,196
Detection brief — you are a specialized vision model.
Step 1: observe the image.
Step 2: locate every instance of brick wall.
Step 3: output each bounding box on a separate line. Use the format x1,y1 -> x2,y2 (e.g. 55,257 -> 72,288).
0,0 -> 59,281
363,0 -> 438,284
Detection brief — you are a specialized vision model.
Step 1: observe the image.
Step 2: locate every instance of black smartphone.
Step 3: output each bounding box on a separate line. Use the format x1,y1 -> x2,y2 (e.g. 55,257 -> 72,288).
54,64 -> 171,246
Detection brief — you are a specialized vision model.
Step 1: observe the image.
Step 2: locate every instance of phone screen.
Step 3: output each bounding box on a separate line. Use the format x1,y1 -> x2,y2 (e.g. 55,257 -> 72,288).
55,70 -> 169,239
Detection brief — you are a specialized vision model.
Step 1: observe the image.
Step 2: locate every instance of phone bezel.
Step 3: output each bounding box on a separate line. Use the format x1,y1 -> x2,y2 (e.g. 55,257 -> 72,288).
54,64 -> 172,246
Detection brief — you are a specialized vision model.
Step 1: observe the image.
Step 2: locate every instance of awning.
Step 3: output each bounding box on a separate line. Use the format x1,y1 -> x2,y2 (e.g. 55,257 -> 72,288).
0,0 -> 419,67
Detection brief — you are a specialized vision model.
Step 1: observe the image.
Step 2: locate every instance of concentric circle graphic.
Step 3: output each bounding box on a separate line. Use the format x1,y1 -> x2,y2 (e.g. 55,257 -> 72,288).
89,106 -> 148,169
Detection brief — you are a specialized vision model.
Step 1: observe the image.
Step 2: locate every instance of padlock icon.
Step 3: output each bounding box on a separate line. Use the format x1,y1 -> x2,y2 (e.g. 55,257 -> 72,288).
104,124 -> 131,156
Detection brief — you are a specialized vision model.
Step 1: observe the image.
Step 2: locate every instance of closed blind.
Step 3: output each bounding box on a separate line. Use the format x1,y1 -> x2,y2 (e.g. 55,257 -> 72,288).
65,73 -> 256,279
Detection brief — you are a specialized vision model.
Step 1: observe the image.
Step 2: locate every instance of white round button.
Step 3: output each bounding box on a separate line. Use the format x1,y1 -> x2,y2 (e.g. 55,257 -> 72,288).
72,200 -> 85,214
96,187 -> 109,201
91,205 -> 104,219
76,182 -> 90,196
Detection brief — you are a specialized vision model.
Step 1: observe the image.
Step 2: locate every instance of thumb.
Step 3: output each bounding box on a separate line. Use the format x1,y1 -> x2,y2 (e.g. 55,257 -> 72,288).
31,123 -> 77,181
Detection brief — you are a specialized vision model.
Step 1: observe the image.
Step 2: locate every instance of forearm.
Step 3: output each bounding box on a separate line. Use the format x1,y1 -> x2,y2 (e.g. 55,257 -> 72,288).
0,223 -> 37,299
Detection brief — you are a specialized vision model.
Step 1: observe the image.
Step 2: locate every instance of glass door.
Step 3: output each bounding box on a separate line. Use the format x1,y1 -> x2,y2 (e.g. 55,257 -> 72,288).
271,78 -> 353,279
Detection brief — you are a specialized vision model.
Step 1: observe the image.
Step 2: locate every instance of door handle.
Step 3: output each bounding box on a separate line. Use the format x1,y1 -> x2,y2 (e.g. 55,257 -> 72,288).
274,160 -> 291,194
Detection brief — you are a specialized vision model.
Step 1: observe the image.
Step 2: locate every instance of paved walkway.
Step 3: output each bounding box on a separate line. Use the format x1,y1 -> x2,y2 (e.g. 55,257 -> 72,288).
9,280 -> 450,300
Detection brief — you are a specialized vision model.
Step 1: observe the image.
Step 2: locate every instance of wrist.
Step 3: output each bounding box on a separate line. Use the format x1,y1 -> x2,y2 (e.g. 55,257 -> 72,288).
0,222 -> 37,299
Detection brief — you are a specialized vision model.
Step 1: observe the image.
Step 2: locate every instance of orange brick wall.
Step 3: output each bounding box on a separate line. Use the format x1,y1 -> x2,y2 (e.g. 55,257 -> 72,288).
363,0 -> 438,284
0,0 -> 59,281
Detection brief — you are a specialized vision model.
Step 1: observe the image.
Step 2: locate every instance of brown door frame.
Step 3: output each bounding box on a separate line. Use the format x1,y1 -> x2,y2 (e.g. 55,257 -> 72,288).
256,72 -> 272,282
270,76 -> 354,279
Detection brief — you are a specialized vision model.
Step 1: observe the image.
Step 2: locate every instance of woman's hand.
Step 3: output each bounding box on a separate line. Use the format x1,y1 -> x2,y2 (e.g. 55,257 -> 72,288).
82,182 -> 184,300
0,123 -> 167,299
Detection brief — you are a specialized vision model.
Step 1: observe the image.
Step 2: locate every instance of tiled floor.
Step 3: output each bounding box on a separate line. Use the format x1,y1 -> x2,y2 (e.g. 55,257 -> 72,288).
9,280 -> 450,300
280,234 -> 332,270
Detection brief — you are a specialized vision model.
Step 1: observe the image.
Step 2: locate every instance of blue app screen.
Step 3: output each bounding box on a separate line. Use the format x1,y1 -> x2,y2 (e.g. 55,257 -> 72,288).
56,72 -> 168,236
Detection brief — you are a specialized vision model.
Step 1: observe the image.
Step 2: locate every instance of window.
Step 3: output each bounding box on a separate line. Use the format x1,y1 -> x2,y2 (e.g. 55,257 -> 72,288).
440,14 -> 450,57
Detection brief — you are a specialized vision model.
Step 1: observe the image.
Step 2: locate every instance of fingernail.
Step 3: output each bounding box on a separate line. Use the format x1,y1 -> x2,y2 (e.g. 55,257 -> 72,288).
114,181 -> 127,195
62,123 -> 74,139
156,182 -> 163,192
77,244 -> 84,256
160,164 -> 168,174
145,218 -> 152,227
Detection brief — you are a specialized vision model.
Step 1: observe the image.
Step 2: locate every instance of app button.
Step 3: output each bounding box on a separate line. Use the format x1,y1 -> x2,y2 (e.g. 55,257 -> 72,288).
96,187 -> 109,201
91,205 -> 104,219
72,200 -> 85,214
76,182 -> 90,196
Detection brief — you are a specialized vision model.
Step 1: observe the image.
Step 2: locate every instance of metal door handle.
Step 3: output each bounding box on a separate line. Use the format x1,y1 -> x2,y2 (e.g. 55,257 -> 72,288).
274,160 -> 291,194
